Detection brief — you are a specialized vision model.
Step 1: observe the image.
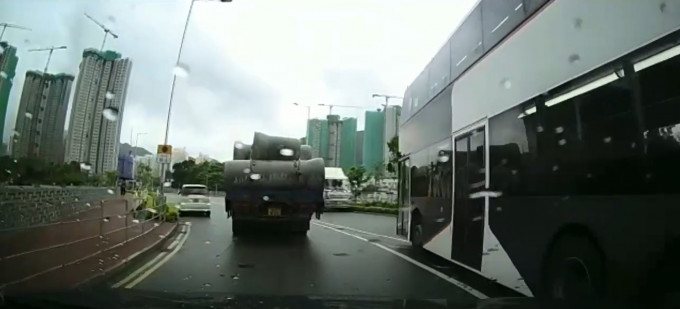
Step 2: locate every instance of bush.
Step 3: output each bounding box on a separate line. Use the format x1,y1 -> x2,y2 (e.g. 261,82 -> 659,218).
350,206 -> 398,215
165,202 -> 180,222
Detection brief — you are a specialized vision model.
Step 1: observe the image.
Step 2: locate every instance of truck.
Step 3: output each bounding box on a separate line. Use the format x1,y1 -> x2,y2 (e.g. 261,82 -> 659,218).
224,132 -> 325,235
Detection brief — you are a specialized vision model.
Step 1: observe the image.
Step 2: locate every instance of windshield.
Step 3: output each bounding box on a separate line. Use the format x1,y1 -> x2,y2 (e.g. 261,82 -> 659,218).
3,1 -> 678,309
180,186 -> 208,196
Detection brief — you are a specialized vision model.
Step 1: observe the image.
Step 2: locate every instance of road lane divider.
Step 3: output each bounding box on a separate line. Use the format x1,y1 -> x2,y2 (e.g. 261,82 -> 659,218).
112,223 -> 191,289
316,220 -> 409,243
311,221 -> 488,300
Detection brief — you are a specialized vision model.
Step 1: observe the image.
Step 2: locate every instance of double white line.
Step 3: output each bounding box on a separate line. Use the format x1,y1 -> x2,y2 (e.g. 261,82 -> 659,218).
112,223 -> 192,289
312,220 -> 488,300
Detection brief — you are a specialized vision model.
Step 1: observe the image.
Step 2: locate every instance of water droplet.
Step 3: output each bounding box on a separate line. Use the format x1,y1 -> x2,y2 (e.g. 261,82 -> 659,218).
173,63 -> 190,78
603,136 -> 612,143
102,107 -> 119,121
243,168 -> 251,173
13,130 -> 20,137
159,234 -> 164,238
438,155 -> 450,163
262,196 -> 269,201
183,275 -> 192,280
587,173 -> 593,178
568,54 -> 581,64
204,240 -> 211,244
555,126 -> 564,134
24,112 -> 33,119
0,45 -> 4,53
631,142 -> 637,148
501,78 -> 512,89
511,169 -> 518,175
558,139 -> 567,146
279,148 -> 294,156
105,91 -> 115,100
103,217 -> 109,222
573,18 -> 583,29
147,208 -> 157,214
132,219 -> 140,224
250,174 -> 261,180
5,169 -> 11,174
536,126 -> 544,133
216,264 -> 220,268
154,223 -> 160,227
646,173 -> 652,179
86,202 -> 91,207
496,206 -> 502,212
0,71 -> 7,79
231,274 -> 240,280
80,163 -> 91,171
234,141 -> 244,149
74,197 -> 79,202
219,273 -> 225,277
552,165 -> 559,172
107,189 -> 115,194
23,39 -> 30,44
203,283 -> 212,287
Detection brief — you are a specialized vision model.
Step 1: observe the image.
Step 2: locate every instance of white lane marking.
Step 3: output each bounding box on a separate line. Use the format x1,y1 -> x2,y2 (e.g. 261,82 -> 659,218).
312,222 -> 488,299
123,224 -> 192,288
315,220 -> 408,243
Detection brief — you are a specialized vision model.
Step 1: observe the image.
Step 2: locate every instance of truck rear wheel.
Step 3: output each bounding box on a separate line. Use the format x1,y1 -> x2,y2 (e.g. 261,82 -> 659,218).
291,221 -> 309,235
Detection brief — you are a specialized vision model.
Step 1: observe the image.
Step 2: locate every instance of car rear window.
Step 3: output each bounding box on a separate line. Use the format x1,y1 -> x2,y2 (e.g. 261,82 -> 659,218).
180,186 -> 208,196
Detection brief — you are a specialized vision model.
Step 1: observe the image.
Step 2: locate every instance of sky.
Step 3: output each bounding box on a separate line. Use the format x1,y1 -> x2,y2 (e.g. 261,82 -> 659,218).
0,0 -> 476,161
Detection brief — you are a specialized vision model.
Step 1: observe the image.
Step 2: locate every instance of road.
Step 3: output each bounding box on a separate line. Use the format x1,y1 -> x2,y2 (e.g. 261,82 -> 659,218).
102,194 -> 514,304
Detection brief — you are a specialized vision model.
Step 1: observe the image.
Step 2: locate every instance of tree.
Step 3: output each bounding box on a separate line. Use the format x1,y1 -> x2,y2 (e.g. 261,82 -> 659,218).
136,163 -> 154,190
386,136 -> 402,174
346,165 -> 370,198
105,171 -> 118,186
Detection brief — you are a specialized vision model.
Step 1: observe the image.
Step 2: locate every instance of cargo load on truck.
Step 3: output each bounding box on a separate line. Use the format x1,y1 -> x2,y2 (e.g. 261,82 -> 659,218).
224,132 -> 325,235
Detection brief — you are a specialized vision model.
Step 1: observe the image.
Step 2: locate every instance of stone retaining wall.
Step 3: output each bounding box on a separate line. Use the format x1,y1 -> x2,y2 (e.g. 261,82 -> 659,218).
0,186 -> 116,230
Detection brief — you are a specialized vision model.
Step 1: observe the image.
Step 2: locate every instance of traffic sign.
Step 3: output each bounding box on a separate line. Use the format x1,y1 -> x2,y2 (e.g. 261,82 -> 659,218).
157,144 -> 173,155
157,153 -> 171,164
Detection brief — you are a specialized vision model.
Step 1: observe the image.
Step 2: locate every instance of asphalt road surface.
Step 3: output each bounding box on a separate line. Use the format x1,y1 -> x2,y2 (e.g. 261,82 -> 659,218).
102,194 -> 516,304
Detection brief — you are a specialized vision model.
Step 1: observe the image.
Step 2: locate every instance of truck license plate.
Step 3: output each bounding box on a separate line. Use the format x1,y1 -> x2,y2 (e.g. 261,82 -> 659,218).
267,208 -> 281,216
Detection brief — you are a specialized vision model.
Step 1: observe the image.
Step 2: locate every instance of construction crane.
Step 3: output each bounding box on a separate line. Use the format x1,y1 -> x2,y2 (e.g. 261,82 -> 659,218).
84,13 -> 118,50
0,23 -> 31,42
28,46 -> 68,73
371,94 -> 404,111
317,103 -> 363,115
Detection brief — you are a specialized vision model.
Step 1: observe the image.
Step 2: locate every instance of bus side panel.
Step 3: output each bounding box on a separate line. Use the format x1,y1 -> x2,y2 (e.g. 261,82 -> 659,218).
489,196 -> 679,298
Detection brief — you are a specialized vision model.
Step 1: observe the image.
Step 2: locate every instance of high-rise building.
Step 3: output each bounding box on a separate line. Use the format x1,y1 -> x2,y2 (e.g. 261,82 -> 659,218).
383,105 -> 401,162
355,130 -> 364,165
0,42 -> 19,143
65,49 -> 132,174
363,110 -> 384,171
326,115 -> 342,167
12,71 -> 74,164
171,146 -> 189,166
339,117 -> 357,169
307,118 -> 328,159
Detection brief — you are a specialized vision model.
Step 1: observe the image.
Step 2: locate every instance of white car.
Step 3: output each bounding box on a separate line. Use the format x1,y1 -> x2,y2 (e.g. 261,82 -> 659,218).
178,184 -> 211,216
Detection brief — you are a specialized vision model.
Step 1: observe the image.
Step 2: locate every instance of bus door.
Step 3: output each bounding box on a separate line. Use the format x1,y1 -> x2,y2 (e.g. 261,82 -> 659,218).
451,125 -> 486,270
396,158 -> 411,237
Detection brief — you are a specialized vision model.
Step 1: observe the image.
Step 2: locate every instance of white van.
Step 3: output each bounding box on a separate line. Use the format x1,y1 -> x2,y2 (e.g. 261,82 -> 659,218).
324,167 -> 352,209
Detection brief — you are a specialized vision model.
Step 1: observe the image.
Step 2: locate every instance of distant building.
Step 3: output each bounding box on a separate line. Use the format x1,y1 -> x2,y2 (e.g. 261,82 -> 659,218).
0,42 -> 18,144
326,115 -> 342,167
307,118 -> 328,159
196,152 -> 213,163
355,130 -> 364,165
339,117 -> 357,169
65,49 -> 132,174
363,110 -> 384,171
12,71 -> 74,164
171,146 -> 189,167
383,105 -> 401,162
135,154 -> 162,177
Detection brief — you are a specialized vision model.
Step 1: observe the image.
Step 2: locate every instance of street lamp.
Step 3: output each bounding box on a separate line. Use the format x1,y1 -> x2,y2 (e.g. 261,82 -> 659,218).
293,102 -> 311,143
160,0 -> 233,193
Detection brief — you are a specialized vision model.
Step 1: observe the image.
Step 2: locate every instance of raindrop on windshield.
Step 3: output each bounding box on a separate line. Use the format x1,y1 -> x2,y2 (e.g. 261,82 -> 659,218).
154,223 -> 160,227
80,163 -> 92,171
183,275 -> 192,280
603,136 -> 612,143
0,45 -> 4,53
205,240 -> 211,245
234,142 -> 245,149
437,155 -> 450,163
102,107 -> 119,121
262,196 -> 270,201
555,126 -> 564,134
107,189 -> 115,195
25,112 -> 33,119
13,130 -> 20,137
85,203 -> 91,207
216,264 -> 220,268
231,274 -> 240,280
0,71 -> 7,79
501,78 -> 512,89
558,139 -> 567,146
173,63 -> 190,78
132,219 -> 140,224
107,15 -> 116,23
537,126 -> 544,133
552,165 -> 559,172
103,217 -> 109,223
105,91 -> 115,100
250,174 -> 261,180
279,148 -> 294,156
163,182 -> 172,187
203,283 -> 212,287
23,39 -> 30,45
5,169 -> 11,174
74,197 -> 79,202
243,168 -> 251,173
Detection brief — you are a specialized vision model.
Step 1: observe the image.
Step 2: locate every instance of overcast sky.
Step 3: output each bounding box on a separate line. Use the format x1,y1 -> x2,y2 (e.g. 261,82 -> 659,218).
1,0 -> 476,161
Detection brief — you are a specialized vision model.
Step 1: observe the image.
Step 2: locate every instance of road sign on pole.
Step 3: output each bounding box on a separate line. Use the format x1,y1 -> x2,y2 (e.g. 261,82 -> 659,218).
157,144 -> 173,164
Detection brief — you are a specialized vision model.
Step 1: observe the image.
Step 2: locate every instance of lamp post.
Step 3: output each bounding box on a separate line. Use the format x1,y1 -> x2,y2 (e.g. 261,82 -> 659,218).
159,0 -> 233,195
293,102 -> 311,143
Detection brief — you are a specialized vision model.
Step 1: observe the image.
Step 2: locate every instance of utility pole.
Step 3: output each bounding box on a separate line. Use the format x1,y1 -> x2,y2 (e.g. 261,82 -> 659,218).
0,23 -> 31,42
28,46 -> 67,73
83,13 -> 118,51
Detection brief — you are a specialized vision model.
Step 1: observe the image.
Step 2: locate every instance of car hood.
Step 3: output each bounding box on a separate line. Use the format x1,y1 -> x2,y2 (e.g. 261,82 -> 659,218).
3,289 -> 535,309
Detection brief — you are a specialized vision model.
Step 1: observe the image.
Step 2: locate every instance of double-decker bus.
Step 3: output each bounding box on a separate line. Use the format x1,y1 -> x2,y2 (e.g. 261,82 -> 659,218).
396,0 -> 680,306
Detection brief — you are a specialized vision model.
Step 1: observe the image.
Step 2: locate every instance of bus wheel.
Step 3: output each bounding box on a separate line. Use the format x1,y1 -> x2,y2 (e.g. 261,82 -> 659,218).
541,234 -> 604,309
